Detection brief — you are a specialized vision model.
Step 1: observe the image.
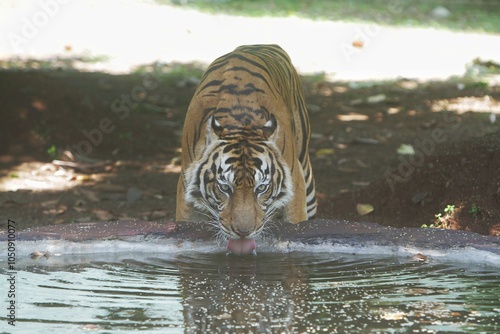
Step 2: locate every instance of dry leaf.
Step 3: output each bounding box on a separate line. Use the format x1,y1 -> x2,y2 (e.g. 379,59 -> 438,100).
316,148 -> 335,157
40,199 -> 60,207
118,215 -> 139,221
352,181 -> 370,187
75,216 -> 91,223
150,210 -> 168,219
93,209 -> 114,221
352,40 -> 364,48
338,167 -> 360,173
93,183 -> 126,192
356,203 -> 374,216
397,144 -> 415,155
42,205 -> 67,215
79,189 -> 100,202
0,199 -> 22,208
74,174 -> 94,182
73,206 -> 87,213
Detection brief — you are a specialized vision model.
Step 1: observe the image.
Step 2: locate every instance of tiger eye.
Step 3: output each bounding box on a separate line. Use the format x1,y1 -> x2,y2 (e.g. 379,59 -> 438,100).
256,184 -> 267,193
219,183 -> 231,192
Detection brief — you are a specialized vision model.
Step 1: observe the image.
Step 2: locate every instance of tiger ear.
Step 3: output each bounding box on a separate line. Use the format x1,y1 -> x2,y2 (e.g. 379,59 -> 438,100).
262,114 -> 277,140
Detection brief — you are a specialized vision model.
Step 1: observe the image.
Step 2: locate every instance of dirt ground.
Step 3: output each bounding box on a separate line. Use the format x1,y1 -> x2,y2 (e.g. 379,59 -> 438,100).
0,69 -> 499,235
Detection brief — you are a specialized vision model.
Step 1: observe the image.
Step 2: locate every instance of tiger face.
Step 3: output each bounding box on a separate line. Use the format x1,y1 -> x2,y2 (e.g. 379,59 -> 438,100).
185,115 -> 292,240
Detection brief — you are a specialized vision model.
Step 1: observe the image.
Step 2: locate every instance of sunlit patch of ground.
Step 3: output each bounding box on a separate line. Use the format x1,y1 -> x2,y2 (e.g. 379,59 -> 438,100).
1,0 -> 500,81
0,1 -> 499,234
432,95 -> 500,115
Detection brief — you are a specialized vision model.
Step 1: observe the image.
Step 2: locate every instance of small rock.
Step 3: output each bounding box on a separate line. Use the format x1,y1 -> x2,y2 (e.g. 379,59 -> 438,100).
31,251 -> 50,259
127,186 -> 144,203
412,253 -> 428,262
349,98 -> 363,106
306,104 -> 322,113
354,137 -> 380,145
150,210 -> 168,219
411,191 -> 430,204
432,6 -> 450,19
489,113 -> 496,124
367,94 -> 386,104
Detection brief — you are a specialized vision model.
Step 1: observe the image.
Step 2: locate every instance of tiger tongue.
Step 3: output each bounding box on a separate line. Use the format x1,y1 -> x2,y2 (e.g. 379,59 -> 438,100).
227,238 -> 257,255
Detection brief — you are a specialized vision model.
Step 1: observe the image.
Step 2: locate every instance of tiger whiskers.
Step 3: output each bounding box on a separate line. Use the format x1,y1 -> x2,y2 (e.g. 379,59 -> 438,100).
258,208 -> 278,243
214,228 -> 228,247
192,198 -> 225,241
194,197 -> 218,221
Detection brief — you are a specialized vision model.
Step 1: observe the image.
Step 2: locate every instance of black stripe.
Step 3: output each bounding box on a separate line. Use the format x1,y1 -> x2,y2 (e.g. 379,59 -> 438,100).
199,60 -> 229,83
209,83 -> 265,96
304,167 -> 311,182
275,169 -> 281,190
306,180 -> 315,196
210,84 -> 238,95
225,54 -> 271,77
199,79 -> 225,93
296,96 -> 309,164
252,157 -> 263,169
223,66 -> 274,96
306,197 -> 317,207
192,107 -> 216,158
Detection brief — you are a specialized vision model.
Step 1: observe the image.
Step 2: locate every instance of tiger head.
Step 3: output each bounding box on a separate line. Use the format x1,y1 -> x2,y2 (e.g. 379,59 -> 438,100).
184,115 -> 293,241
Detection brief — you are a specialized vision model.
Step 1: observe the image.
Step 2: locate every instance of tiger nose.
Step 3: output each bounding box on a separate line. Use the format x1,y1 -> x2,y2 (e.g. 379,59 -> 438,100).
233,227 -> 251,238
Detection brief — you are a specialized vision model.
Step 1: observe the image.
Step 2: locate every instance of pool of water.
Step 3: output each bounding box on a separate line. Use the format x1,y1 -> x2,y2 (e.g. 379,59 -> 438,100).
2,249 -> 499,333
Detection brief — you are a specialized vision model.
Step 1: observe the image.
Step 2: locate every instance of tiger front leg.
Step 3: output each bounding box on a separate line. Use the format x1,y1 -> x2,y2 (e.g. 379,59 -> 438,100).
175,175 -> 191,221
284,167 -> 309,224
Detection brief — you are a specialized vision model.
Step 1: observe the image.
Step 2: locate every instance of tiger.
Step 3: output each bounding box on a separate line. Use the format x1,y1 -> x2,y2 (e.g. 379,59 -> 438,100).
176,44 -> 317,254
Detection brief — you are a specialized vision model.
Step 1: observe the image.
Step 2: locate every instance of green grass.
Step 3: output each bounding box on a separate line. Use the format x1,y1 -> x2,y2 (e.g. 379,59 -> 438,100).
157,0 -> 500,33
133,62 -> 205,85
422,204 -> 456,229
47,145 -> 58,159
0,54 -> 111,71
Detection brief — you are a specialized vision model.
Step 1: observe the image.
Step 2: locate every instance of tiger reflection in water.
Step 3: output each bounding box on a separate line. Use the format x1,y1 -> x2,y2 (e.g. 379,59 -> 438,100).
179,254 -> 311,333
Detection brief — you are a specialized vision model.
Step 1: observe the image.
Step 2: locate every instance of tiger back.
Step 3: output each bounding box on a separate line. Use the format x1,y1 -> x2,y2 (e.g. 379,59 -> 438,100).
176,44 -> 317,244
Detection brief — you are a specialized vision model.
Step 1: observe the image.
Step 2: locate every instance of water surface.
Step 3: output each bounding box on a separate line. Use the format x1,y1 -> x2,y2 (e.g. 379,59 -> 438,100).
3,251 -> 499,333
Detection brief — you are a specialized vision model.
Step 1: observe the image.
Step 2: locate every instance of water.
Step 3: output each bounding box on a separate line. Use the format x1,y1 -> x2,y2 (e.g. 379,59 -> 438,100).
2,249 -> 499,333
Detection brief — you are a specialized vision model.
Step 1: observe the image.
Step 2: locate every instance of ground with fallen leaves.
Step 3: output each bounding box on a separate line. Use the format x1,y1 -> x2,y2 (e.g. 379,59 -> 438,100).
0,70 -> 499,235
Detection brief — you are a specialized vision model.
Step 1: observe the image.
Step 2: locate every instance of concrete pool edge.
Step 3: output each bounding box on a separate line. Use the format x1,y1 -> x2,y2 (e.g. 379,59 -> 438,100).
1,220 -> 499,266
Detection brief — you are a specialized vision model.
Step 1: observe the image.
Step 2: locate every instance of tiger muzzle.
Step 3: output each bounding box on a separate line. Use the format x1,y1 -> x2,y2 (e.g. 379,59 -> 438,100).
221,188 -> 264,255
